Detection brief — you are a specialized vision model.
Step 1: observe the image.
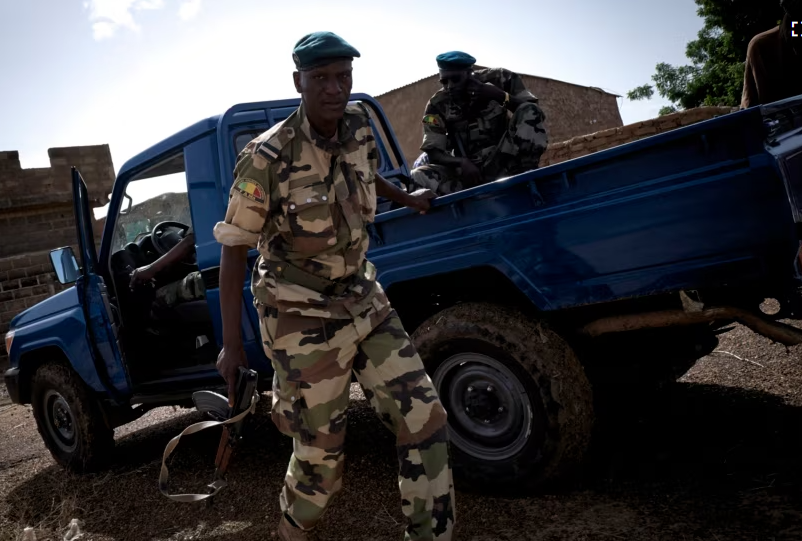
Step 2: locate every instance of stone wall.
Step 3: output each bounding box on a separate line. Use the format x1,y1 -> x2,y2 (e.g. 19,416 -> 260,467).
539,106 -> 739,167
375,69 -> 623,167
0,250 -> 72,341
0,146 -> 115,368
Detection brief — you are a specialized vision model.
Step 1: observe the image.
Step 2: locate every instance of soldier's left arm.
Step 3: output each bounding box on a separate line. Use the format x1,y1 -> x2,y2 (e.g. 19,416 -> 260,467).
470,69 -> 531,113
497,68 -> 541,112
356,102 -> 435,213
375,174 -> 434,214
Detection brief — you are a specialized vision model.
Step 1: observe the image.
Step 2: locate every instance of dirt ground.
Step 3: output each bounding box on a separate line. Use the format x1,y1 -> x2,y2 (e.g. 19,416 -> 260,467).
1,322 -> 801,541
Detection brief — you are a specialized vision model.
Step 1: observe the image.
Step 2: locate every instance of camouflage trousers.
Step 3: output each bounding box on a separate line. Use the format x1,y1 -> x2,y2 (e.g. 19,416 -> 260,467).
410,102 -> 548,196
258,304 -> 456,540
154,271 -> 206,308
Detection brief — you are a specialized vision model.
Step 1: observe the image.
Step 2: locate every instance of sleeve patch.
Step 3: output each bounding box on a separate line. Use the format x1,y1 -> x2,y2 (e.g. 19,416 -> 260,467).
234,179 -> 266,204
422,114 -> 444,128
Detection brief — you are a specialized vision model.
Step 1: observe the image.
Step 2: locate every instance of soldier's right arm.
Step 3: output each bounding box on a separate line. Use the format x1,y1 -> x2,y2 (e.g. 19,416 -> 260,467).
213,146 -> 274,403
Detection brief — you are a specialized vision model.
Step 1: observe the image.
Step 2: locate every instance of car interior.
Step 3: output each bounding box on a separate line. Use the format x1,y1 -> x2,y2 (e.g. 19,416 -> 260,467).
105,154 -> 217,385
109,217 -> 217,383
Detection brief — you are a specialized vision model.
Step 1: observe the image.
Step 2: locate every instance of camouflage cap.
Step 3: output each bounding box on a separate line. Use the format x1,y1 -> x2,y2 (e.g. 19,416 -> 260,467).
292,31 -> 361,71
436,51 -> 476,71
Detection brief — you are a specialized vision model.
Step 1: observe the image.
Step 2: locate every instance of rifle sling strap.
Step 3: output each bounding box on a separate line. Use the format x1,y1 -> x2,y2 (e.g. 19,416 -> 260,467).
158,390 -> 260,502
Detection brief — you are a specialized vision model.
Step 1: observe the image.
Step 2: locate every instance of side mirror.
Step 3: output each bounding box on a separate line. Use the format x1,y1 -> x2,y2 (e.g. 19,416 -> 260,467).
120,193 -> 133,215
49,247 -> 81,285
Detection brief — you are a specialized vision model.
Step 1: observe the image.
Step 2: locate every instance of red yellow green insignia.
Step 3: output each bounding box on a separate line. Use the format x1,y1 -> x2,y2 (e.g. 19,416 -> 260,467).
422,114 -> 443,128
234,179 -> 266,203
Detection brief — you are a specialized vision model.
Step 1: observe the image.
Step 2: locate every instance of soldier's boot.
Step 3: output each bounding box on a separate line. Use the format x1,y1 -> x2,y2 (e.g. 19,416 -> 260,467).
277,515 -> 318,541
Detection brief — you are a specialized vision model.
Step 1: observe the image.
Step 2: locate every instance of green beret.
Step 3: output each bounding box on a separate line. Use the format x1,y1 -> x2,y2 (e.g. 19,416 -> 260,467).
436,51 -> 476,71
292,31 -> 361,70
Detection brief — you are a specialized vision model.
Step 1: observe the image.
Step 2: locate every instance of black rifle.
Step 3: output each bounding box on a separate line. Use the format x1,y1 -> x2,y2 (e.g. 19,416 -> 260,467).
159,366 -> 259,504
194,366 -> 259,483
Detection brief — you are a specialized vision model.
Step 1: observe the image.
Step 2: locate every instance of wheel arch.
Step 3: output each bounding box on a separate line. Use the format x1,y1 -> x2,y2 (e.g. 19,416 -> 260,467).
384,264 -> 544,336
17,345 -> 72,404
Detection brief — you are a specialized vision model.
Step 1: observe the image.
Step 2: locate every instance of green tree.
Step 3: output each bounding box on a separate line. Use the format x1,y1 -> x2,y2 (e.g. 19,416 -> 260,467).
628,0 -> 784,113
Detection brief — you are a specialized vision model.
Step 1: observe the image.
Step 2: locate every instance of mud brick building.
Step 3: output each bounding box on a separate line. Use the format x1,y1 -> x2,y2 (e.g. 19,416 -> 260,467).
539,106 -> 738,167
0,146 -> 115,367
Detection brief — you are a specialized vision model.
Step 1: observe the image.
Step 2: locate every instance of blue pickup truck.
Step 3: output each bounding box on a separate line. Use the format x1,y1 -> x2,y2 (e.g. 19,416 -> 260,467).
5,93 -> 802,491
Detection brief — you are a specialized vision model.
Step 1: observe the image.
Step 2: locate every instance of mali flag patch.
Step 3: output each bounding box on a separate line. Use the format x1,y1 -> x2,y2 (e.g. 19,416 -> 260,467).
422,114 -> 444,128
234,179 -> 266,204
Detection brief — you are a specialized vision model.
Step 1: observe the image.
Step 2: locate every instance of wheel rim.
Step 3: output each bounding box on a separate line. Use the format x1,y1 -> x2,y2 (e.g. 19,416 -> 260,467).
43,390 -> 77,453
433,352 -> 536,461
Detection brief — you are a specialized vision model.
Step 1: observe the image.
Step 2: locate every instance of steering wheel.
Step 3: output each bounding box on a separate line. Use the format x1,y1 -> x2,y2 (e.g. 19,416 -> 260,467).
150,221 -> 196,265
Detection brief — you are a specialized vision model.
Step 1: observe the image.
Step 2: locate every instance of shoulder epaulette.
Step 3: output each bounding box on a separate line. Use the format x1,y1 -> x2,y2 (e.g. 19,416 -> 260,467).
254,118 -> 298,164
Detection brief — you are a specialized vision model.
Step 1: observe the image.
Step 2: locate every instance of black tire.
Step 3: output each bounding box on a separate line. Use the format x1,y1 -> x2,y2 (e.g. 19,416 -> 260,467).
411,303 -> 594,493
31,363 -> 114,473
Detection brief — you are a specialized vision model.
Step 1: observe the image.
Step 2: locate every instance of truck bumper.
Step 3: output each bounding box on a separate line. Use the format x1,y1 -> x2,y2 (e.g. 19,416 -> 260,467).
3,367 -> 21,404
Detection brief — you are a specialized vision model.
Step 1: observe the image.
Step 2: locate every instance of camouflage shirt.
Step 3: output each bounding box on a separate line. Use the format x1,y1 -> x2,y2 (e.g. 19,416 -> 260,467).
213,103 -> 390,320
420,68 -> 538,162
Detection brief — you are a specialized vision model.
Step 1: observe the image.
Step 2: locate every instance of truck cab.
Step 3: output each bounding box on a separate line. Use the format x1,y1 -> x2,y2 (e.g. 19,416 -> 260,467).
3,94 -> 410,472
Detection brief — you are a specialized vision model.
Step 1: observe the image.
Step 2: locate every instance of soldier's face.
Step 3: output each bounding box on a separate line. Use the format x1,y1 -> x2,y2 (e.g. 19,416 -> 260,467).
294,60 -> 353,125
439,69 -> 470,97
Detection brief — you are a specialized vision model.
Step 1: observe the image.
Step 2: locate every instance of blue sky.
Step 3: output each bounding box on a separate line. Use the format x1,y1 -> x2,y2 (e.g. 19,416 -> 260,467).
0,0 -> 705,173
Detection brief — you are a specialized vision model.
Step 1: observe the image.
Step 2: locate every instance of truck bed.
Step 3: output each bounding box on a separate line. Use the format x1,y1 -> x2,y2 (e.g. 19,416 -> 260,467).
367,105 -> 799,312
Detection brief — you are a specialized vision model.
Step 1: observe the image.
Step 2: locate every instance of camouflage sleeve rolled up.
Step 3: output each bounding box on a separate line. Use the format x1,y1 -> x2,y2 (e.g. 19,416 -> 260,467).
213,144 -> 273,248
419,99 -> 449,153
482,68 -> 538,103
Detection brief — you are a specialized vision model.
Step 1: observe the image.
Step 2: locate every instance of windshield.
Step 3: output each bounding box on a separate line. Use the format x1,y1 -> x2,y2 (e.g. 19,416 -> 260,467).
97,153 -> 191,252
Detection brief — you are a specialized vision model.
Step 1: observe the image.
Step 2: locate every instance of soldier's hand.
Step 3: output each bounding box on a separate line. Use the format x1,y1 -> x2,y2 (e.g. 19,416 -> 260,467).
129,265 -> 156,289
405,189 -> 436,214
460,158 -> 483,187
216,345 -> 248,407
466,77 -> 506,103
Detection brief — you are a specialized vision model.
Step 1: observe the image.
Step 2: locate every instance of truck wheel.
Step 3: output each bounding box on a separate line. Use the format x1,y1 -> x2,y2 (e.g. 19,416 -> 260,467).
31,363 -> 114,473
411,303 -> 593,493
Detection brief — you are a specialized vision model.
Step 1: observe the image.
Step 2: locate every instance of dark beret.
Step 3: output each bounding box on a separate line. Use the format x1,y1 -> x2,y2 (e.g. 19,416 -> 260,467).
436,51 -> 476,71
292,31 -> 361,70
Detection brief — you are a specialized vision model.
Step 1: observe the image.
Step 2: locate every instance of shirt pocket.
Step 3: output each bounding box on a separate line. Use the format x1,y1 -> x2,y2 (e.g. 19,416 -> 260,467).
286,182 -> 336,254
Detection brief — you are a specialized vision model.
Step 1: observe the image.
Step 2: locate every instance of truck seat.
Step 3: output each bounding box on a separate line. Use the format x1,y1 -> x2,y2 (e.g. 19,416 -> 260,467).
152,299 -> 212,326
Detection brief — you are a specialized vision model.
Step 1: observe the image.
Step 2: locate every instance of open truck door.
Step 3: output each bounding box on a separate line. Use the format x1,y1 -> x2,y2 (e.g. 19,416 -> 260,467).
15,167 -> 132,472
49,167 -> 131,397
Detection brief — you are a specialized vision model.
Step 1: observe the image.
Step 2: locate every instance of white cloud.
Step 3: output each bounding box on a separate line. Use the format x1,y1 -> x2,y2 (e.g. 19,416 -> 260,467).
84,0 -> 165,40
91,21 -> 117,40
178,0 -> 201,21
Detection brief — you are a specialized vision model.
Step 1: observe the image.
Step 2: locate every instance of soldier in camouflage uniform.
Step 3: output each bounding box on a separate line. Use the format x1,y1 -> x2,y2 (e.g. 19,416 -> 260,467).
410,51 -> 549,196
129,227 -> 206,310
212,31 -> 456,541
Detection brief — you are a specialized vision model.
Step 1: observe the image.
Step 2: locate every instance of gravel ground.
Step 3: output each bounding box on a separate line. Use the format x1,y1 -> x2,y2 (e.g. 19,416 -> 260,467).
1,323 -> 801,541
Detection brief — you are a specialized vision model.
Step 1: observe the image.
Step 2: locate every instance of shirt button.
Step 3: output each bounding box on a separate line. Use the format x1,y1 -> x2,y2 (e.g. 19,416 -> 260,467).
322,196 -> 328,201
290,396 -> 296,402
306,198 -> 312,203
289,204 -> 296,210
